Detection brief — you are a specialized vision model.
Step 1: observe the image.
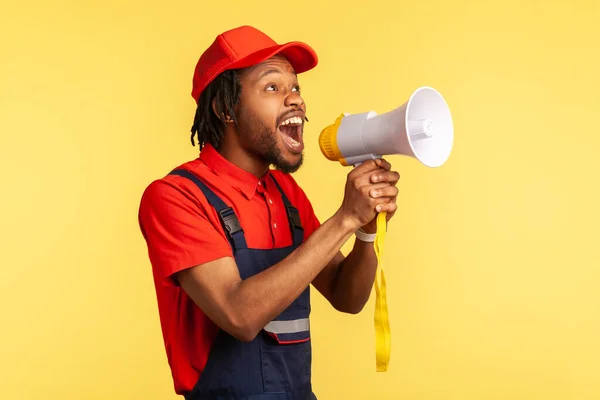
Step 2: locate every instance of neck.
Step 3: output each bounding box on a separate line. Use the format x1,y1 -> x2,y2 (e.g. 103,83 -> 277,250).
217,137 -> 270,179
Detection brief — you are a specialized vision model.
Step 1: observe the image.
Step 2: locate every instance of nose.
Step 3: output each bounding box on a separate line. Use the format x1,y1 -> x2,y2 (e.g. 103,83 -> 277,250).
284,90 -> 304,109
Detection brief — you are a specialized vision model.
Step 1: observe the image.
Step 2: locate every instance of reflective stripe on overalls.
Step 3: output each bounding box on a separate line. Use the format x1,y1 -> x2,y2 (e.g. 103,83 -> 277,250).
170,169 -> 317,400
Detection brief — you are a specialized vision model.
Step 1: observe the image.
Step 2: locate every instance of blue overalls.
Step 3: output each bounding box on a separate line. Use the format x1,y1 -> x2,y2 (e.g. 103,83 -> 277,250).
170,169 -> 317,400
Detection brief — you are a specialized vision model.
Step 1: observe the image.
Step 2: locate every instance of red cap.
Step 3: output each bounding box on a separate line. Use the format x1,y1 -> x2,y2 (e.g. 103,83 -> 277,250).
191,25 -> 318,103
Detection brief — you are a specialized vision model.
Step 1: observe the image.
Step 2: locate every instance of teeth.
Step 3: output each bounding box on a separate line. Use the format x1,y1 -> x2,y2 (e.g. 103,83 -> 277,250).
281,116 -> 303,126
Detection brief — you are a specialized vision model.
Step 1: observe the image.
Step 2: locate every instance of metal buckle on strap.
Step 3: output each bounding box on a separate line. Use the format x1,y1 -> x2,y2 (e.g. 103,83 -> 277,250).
219,208 -> 242,235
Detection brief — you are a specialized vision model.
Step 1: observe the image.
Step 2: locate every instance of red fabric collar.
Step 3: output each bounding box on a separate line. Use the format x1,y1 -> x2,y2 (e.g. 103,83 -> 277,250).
199,144 -> 268,199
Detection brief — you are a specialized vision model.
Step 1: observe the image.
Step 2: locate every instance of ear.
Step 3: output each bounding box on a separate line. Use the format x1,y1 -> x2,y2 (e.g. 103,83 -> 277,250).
211,97 -> 233,123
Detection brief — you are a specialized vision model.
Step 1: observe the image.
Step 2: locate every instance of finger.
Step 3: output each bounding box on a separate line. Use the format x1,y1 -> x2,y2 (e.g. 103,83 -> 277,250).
360,182 -> 390,196
348,159 -> 381,179
377,158 -> 392,171
375,201 -> 398,213
370,193 -> 394,207
370,170 -> 400,184
354,167 -> 388,188
357,159 -> 382,173
369,185 -> 399,199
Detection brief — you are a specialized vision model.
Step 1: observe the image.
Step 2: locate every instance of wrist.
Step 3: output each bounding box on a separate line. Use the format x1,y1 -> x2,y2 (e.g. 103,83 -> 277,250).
355,228 -> 377,242
333,210 -> 361,235
361,219 -> 377,234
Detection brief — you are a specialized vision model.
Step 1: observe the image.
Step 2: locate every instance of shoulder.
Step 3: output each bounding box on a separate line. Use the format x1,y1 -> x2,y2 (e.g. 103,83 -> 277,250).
269,170 -> 312,204
139,159 -> 213,220
270,171 -> 322,237
270,170 -> 319,219
137,160 -> 234,283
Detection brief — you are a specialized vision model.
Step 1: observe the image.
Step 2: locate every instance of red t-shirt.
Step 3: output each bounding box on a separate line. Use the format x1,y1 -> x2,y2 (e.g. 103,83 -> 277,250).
138,144 -> 321,395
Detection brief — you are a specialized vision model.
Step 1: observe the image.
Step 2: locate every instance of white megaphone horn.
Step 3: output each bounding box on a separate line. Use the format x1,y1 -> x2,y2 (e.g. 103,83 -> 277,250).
318,86 -> 454,168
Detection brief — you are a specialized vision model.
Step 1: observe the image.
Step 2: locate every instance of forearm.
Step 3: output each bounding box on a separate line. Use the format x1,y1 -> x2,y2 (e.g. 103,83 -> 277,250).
231,210 -> 357,338
331,235 -> 378,314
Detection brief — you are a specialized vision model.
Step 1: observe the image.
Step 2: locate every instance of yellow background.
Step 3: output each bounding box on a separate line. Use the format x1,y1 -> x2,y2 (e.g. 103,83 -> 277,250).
1,0 -> 599,399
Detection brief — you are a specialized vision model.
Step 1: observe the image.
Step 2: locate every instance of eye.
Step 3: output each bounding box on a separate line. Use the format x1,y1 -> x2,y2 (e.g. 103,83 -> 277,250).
264,84 -> 301,93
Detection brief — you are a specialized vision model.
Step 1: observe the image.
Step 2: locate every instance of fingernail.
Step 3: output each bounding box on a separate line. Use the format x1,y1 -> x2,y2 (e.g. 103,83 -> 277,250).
376,205 -> 382,212
371,190 -> 378,197
372,175 -> 378,182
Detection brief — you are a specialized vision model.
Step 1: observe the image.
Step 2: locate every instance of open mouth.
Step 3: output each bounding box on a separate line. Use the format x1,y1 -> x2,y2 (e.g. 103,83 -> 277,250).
278,116 -> 304,153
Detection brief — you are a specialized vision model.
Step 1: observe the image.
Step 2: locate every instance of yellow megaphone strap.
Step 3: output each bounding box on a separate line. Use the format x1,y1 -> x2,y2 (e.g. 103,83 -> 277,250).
374,211 -> 391,371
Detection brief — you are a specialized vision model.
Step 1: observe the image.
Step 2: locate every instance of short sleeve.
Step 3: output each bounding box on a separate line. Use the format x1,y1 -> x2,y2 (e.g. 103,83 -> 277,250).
138,179 -> 233,285
299,190 -> 322,242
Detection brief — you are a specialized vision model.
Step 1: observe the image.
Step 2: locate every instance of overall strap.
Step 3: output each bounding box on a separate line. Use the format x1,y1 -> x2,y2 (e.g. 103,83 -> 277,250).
269,175 -> 304,246
169,169 -> 248,252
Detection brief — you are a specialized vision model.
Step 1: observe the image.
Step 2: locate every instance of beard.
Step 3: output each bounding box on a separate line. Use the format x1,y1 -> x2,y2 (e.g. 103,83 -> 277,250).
255,128 -> 304,174
238,113 -> 304,174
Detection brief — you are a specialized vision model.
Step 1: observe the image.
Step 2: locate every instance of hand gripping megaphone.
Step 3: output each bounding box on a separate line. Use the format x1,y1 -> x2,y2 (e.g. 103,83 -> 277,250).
318,86 -> 454,373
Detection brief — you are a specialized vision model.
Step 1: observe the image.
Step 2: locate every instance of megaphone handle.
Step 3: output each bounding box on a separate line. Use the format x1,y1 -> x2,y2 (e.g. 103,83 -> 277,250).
350,155 -> 381,168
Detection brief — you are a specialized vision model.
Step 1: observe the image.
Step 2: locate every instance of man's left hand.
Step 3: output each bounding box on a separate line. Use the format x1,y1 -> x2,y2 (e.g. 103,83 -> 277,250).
361,158 -> 399,234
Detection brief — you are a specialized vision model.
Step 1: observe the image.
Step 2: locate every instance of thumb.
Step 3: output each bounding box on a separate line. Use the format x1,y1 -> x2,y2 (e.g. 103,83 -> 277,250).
349,159 -> 382,178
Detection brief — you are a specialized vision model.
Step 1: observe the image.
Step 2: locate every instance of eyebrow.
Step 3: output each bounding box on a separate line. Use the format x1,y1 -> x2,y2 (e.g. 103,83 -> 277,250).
256,67 -> 297,81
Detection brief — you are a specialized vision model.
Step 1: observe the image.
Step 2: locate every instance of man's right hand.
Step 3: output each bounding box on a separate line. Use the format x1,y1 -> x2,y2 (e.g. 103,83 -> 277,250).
337,158 -> 400,230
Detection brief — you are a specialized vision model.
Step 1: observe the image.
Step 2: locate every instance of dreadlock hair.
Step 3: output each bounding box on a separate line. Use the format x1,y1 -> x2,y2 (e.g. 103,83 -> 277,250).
190,69 -> 243,150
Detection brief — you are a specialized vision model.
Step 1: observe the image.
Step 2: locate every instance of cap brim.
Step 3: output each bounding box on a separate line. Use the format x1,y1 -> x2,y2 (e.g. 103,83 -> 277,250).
229,41 -> 318,74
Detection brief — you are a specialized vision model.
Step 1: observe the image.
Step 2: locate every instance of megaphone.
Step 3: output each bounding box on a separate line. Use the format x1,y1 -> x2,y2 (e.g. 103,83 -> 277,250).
318,86 -> 453,373
318,86 -> 453,168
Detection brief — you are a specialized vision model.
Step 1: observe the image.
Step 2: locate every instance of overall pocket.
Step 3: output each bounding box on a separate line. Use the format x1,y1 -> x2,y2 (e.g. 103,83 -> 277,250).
260,333 -> 312,394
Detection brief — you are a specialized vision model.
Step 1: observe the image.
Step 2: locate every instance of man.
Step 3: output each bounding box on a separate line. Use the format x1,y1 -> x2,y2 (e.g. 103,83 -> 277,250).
138,25 -> 400,399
